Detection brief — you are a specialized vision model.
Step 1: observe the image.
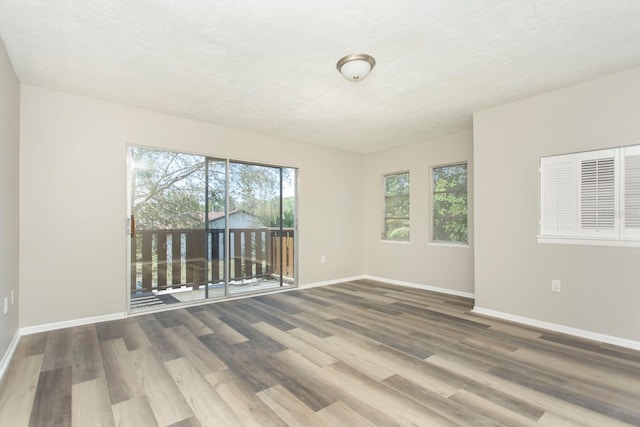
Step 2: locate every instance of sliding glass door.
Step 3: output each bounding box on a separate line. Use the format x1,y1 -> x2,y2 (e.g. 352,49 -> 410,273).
128,148 -> 208,310
227,162 -> 296,295
205,158 -> 228,298
127,147 -> 297,312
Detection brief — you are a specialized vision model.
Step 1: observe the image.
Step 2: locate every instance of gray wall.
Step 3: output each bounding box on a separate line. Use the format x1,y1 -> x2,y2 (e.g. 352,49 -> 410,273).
364,130 -> 474,295
19,85 -> 365,328
19,84 -> 475,329
474,66 -> 640,342
13,48 -> 640,347
0,37 -> 20,360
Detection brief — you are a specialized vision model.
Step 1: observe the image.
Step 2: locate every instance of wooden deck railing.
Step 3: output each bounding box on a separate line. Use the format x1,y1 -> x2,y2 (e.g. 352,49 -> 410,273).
131,228 -> 294,293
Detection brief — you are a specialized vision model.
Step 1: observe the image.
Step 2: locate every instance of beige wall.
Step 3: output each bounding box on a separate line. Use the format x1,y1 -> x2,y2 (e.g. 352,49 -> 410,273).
364,130 -> 474,295
0,38 -> 20,357
474,67 -> 640,342
18,61 -> 640,345
19,85 -> 364,328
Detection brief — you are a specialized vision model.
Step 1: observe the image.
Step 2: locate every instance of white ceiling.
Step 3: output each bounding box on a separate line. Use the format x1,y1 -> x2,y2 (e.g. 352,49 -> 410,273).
1,1 -> 640,153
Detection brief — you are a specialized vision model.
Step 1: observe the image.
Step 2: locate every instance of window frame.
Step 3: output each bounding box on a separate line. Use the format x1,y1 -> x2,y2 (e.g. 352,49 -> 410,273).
430,162 -> 469,246
538,144 -> 640,247
381,171 -> 410,242
621,145 -> 640,239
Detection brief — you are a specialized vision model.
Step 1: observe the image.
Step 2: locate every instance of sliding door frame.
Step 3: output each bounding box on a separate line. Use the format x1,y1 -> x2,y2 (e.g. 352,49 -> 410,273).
126,146 -> 298,314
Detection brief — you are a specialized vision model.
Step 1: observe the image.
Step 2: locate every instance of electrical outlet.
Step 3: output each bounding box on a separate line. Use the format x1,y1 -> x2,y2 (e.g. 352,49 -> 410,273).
3,297 -> 7,314
552,280 -> 561,293
320,256 -> 326,264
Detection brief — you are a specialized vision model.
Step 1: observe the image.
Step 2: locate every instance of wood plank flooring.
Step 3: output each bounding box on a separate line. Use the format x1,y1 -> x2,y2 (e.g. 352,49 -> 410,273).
1,279 -> 640,426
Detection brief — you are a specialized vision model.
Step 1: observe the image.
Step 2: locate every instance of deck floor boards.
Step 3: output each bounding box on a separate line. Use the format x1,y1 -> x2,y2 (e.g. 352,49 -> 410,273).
1,280 -> 639,426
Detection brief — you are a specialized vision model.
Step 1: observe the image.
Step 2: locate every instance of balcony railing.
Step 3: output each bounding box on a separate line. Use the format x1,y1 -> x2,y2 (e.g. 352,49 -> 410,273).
131,228 -> 294,294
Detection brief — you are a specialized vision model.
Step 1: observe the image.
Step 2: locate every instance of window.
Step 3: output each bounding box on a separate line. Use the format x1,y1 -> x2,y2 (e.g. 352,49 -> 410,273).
539,144 -> 640,246
382,172 -> 410,241
431,163 -> 468,244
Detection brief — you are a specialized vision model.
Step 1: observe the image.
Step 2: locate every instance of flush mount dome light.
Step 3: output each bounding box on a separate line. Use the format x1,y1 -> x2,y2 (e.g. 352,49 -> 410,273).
336,53 -> 376,82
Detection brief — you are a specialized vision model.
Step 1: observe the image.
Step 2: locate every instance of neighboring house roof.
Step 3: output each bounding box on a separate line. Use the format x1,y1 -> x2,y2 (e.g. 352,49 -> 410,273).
206,210 -> 256,221
208,210 -> 262,229
207,211 -> 225,221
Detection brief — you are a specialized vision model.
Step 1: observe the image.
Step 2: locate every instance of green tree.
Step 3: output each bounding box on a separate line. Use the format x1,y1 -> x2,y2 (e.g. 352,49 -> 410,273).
131,148 -> 205,229
132,148 -> 295,230
229,163 -> 294,228
253,196 -> 295,228
384,172 -> 410,240
432,164 -> 467,242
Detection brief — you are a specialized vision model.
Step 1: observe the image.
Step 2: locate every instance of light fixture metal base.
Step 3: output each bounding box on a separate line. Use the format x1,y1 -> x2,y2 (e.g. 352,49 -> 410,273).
337,53 -> 376,82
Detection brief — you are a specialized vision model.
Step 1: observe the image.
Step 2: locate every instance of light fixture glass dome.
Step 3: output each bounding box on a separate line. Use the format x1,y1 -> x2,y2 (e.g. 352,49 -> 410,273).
337,53 -> 376,82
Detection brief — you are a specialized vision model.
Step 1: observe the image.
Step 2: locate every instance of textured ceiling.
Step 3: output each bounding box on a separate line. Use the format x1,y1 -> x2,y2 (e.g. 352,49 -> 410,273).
2,1 -> 640,153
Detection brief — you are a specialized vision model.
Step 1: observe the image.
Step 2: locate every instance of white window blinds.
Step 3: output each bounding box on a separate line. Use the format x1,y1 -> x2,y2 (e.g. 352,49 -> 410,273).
622,146 -> 640,237
577,150 -> 616,237
540,156 -> 576,235
539,144 -> 640,245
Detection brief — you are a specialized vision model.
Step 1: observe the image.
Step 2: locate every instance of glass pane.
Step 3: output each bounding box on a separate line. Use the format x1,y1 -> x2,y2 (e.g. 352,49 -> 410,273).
282,168 -> 296,285
385,196 -> 409,217
385,219 -> 410,241
385,173 -> 409,195
432,163 -> 468,243
129,149 -> 298,311
383,172 -> 410,240
433,164 -> 467,192
129,147 -> 207,311
433,215 -> 467,242
228,162 -> 296,294
207,159 -> 227,298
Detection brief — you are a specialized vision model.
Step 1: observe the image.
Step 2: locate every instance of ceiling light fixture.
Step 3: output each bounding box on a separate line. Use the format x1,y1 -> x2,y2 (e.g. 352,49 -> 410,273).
336,53 -> 376,82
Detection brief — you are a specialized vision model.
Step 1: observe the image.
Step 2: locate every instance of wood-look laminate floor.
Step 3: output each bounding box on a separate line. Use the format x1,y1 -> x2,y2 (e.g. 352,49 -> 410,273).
1,280 -> 640,426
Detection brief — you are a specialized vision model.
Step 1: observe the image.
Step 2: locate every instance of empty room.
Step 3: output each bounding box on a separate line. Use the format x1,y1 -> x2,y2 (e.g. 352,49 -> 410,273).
1,1 -> 640,426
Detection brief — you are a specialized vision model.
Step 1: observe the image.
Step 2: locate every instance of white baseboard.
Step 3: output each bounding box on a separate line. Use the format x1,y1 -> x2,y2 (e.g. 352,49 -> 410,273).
20,312 -> 127,336
472,306 -> 640,352
0,330 -> 21,383
300,275 -> 367,289
13,277 -> 374,326
16,275 -> 467,336
363,275 -> 475,299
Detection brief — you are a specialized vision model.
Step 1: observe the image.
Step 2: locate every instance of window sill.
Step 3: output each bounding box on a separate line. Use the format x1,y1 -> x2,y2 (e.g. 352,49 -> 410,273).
428,241 -> 469,248
379,239 -> 411,244
537,235 -> 640,248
